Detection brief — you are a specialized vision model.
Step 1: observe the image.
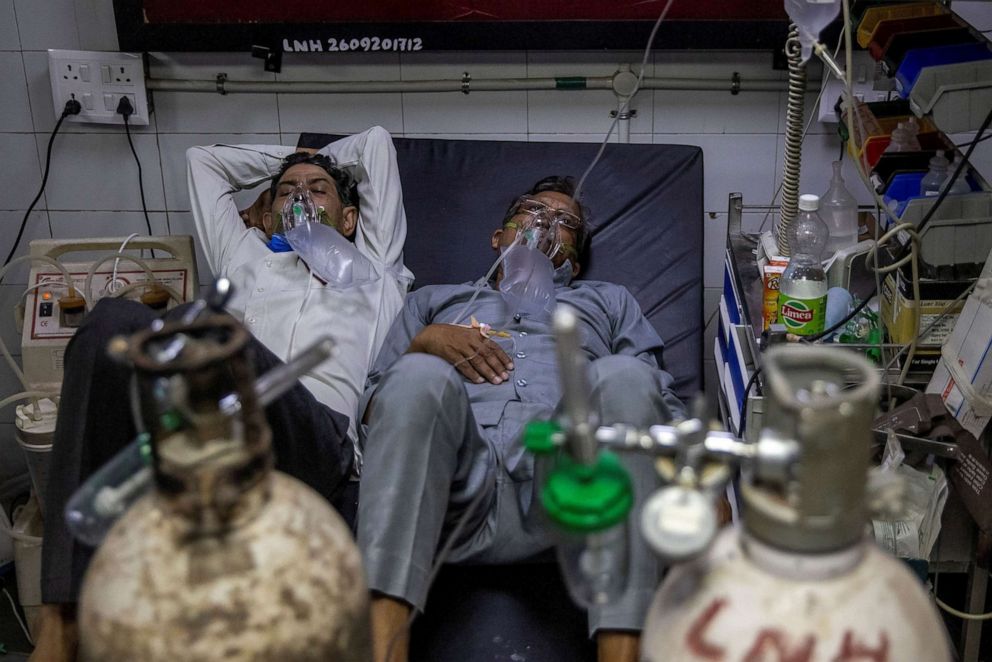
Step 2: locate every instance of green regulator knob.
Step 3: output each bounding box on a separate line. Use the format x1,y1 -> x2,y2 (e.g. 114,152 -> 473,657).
540,451 -> 633,534
523,420 -> 563,455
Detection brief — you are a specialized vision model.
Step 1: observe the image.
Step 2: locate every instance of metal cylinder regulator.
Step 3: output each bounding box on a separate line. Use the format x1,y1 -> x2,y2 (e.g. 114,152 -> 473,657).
526,308 -> 880,569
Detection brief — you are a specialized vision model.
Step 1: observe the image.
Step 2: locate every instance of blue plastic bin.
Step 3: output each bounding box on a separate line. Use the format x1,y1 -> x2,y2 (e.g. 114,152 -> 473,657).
883,172 -> 926,219
896,42 -> 992,97
882,170 -> 978,221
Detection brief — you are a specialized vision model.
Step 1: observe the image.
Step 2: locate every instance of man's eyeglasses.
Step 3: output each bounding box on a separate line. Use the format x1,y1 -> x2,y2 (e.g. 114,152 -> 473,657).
504,196 -> 582,262
506,196 -> 582,231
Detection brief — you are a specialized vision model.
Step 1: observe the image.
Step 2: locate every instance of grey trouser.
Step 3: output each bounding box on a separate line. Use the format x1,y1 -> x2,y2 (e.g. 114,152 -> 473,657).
358,353 -> 679,634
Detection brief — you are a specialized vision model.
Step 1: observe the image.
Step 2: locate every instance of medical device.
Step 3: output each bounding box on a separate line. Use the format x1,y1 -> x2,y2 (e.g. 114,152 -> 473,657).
526,306 -> 952,660
18,235 -> 197,393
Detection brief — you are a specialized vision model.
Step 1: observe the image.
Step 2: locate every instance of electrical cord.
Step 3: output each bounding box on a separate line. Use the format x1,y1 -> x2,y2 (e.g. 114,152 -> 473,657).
737,367 -> 763,438
2,585 -> 34,647
116,97 -> 155,240
933,571 -> 992,620
955,133 -> 992,148
3,99 -> 81,267
756,32 -> 844,235
110,233 -> 141,292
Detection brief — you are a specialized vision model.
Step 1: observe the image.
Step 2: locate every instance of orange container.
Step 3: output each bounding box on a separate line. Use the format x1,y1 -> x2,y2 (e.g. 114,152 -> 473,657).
846,113 -> 943,170
857,2 -> 947,48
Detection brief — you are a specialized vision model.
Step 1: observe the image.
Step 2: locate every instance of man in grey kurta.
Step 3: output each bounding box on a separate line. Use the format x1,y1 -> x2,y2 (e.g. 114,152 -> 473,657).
358,177 -> 685,662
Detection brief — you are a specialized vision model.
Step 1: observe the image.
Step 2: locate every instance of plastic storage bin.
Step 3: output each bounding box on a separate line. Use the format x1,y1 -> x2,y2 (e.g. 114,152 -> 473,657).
883,172 -> 927,218
880,26 -> 977,76
857,2 -> 948,48
847,113 -> 945,169
898,192 -> 992,267
870,151 -> 941,191
867,13 -> 962,61
896,42 -> 992,97
909,59 -> 992,133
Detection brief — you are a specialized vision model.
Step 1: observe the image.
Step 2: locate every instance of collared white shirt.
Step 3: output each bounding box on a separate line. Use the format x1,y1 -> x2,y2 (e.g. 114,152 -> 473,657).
187,127 -> 413,445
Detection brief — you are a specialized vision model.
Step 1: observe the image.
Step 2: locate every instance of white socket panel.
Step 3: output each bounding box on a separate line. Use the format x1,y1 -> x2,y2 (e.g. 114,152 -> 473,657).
48,49 -> 150,125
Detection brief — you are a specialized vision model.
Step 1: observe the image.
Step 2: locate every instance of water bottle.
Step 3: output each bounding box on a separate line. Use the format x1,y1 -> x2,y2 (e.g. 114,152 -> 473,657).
943,155 -> 972,195
820,161 -> 859,253
883,123 -> 920,154
921,152 -> 949,196
921,152 -> 971,197
778,194 -> 829,336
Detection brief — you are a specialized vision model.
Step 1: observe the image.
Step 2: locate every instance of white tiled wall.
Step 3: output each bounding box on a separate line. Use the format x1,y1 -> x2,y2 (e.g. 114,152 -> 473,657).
1,0 -> 991,480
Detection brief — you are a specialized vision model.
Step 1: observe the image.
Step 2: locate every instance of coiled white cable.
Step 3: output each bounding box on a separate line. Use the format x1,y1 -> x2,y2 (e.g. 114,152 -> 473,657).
84,253 -> 156,303
110,233 -> 141,293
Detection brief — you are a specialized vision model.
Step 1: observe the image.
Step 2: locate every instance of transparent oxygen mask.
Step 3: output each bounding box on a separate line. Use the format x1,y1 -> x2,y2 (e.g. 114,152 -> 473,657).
277,182 -> 376,287
268,182 -> 321,252
280,182 -> 322,233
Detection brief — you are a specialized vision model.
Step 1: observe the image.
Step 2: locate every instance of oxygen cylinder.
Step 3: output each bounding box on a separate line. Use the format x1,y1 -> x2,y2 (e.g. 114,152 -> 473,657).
77,312 -> 370,661
641,347 -> 952,661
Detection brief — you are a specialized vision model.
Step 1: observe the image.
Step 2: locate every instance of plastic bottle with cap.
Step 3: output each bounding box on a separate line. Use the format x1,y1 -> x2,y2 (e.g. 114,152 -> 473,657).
778,194 -> 828,337
920,152 -> 950,197
920,151 -> 971,197
820,161 -> 859,253
883,123 -> 920,154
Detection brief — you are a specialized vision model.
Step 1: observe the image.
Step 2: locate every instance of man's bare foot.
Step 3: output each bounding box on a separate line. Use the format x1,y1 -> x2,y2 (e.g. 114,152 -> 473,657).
370,595 -> 412,662
597,630 -> 639,662
28,604 -> 77,662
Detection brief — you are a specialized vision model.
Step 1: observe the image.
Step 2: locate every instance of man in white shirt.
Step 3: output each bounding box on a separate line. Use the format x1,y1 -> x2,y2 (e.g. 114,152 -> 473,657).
187,126 -> 413,448
33,127 -> 411,661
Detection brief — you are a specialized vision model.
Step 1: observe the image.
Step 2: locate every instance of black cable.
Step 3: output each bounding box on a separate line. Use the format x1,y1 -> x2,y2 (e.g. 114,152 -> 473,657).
3,100 -> 80,267
118,98 -> 154,238
916,105 -> 992,236
737,367 -> 763,438
956,133 -> 992,149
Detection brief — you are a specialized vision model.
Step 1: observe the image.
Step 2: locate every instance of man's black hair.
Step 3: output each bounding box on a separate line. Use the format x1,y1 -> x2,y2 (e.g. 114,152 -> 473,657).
503,175 -> 591,264
269,152 -> 359,210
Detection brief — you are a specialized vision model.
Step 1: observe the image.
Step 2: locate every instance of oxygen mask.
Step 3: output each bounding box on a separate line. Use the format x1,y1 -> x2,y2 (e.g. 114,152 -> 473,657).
275,182 -> 336,234
271,182 -> 375,287
504,196 -> 581,263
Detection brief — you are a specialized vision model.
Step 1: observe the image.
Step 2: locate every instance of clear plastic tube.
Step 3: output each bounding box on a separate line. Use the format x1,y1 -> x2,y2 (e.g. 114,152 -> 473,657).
64,433 -> 152,547
450,234 -> 523,326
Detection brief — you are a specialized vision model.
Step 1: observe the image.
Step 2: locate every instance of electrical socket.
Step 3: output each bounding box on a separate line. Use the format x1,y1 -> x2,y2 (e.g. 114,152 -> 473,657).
47,49 -> 150,125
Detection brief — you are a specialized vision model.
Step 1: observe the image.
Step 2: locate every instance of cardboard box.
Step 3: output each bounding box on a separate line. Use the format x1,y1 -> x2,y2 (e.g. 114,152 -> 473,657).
926,280 -> 992,437
881,266 -> 971,346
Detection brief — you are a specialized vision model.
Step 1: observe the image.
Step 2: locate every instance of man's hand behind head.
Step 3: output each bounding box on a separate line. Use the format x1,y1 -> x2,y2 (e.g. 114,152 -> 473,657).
240,188 -> 274,236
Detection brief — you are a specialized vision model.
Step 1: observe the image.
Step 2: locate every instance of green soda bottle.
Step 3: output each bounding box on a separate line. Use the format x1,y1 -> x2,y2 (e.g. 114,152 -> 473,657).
778,194 -> 828,336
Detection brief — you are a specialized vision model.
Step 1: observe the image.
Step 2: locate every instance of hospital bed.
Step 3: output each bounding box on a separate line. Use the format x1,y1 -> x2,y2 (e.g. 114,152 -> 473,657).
300,132 -> 705,661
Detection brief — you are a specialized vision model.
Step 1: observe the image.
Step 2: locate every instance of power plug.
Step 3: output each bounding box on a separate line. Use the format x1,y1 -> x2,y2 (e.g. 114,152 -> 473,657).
116,95 -> 134,120
62,98 -> 81,116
